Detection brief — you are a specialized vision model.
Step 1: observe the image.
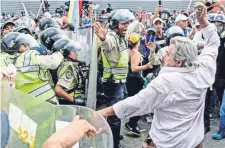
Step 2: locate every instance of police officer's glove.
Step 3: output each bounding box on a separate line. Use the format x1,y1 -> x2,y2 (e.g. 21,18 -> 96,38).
62,49 -> 70,58
73,96 -> 86,106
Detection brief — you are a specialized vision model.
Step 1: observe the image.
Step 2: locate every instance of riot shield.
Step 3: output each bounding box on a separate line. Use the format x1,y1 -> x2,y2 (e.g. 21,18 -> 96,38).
1,85 -> 113,148
64,28 -> 92,65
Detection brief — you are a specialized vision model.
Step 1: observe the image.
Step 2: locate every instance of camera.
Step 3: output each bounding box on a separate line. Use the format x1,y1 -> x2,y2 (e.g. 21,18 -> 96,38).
106,3 -> 113,13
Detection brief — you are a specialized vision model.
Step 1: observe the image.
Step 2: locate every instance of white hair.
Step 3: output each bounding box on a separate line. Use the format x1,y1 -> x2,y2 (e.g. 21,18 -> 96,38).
170,37 -> 197,67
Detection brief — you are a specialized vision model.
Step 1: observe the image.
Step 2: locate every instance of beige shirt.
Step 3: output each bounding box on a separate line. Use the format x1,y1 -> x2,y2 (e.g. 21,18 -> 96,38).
57,60 -> 80,92
37,52 -> 64,70
101,20 -> 139,67
113,24 -> 220,148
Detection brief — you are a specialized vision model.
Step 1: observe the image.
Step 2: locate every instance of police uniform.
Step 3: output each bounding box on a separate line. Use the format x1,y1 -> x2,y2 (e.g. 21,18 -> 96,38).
14,50 -> 63,104
56,60 -> 83,104
100,9 -> 139,147
101,20 -> 140,83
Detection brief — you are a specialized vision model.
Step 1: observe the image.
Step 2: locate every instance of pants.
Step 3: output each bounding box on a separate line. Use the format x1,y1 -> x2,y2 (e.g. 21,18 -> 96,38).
126,75 -> 144,127
102,82 -> 127,148
214,79 -> 225,103
219,89 -> 225,136
204,88 -> 218,128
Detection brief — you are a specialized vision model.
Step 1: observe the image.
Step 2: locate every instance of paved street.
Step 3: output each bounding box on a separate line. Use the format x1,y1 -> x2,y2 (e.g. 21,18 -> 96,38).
120,115 -> 225,148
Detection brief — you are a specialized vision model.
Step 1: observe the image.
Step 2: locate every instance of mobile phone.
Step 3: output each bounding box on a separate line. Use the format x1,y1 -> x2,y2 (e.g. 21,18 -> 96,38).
146,34 -> 156,43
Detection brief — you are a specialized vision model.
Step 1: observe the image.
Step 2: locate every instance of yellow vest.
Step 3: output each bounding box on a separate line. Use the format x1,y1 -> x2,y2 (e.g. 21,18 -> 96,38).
57,60 -> 83,98
14,50 -> 58,104
101,33 -> 129,81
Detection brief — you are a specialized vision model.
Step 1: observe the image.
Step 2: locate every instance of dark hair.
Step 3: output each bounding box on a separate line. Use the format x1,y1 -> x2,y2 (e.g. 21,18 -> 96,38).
128,40 -> 139,49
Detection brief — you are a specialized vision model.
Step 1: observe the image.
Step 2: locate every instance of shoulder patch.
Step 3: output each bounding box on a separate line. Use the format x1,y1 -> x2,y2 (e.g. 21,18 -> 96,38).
65,70 -> 73,79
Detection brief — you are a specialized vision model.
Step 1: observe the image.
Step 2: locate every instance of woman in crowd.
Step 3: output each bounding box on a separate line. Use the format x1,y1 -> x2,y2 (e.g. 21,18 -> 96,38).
124,33 -> 153,136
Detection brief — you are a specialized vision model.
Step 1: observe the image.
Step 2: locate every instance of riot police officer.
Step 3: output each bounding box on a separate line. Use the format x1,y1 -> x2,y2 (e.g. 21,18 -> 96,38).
1,32 -> 65,104
13,26 -> 32,35
94,9 -> 142,148
40,27 -> 63,50
213,14 -> 225,105
39,17 -> 59,31
161,8 -> 172,32
54,40 -> 86,106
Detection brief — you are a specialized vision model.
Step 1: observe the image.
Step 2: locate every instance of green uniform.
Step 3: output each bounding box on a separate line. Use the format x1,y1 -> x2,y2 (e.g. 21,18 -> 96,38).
57,60 -> 83,99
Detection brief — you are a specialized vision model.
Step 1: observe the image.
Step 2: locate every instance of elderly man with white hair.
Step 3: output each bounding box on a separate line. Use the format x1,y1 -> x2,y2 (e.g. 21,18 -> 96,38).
98,3 -> 220,148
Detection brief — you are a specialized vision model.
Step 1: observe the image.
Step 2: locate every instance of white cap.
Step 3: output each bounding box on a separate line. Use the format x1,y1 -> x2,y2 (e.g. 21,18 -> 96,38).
175,14 -> 188,23
153,17 -> 164,24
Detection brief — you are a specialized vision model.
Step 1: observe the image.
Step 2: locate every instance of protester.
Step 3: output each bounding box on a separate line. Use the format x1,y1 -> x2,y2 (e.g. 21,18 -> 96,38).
125,33 -> 152,136
98,3 -> 220,147
1,0 -> 225,147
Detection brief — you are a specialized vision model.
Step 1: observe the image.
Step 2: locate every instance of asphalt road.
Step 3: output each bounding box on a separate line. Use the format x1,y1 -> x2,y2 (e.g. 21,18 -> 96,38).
120,116 -> 225,148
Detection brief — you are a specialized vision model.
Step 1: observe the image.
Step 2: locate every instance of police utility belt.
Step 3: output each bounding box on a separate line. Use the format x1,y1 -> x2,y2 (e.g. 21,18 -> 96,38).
101,67 -> 128,84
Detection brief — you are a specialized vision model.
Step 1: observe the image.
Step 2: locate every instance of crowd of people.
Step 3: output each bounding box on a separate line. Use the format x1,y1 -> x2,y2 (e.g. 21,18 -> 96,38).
1,0 -> 225,148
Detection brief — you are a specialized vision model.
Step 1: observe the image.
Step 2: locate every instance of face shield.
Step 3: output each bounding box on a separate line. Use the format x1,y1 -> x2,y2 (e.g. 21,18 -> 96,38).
214,21 -> 224,34
161,13 -> 169,21
65,42 -> 85,62
24,34 -> 40,49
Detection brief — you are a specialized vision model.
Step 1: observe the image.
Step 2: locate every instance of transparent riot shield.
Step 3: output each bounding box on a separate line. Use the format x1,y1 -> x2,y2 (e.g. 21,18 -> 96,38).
64,27 -> 92,65
1,85 -> 113,148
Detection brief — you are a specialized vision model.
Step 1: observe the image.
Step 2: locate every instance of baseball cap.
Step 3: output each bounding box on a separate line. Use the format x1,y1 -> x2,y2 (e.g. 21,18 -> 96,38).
129,33 -> 140,44
153,17 -> 164,24
175,14 -> 189,23
1,21 -> 15,30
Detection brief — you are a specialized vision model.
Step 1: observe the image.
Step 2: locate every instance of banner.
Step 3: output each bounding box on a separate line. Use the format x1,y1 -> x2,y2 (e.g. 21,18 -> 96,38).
68,0 -> 80,28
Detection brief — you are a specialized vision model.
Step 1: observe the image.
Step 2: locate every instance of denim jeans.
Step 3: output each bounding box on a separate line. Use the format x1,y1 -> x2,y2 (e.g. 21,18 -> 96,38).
1,110 -> 9,148
103,82 -> 127,147
219,89 -> 225,136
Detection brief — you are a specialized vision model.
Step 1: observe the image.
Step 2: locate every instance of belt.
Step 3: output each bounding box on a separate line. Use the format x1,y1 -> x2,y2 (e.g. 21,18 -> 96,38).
101,78 -> 126,84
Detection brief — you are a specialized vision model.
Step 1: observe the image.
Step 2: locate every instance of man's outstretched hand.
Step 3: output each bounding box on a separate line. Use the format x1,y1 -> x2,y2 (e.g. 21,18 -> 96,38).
195,2 -> 210,28
94,22 -> 108,41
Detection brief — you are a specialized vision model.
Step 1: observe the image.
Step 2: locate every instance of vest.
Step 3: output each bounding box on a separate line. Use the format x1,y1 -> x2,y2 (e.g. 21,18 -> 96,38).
57,60 -> 83,98
14,50 -> 58,104
101,32 -> 129,82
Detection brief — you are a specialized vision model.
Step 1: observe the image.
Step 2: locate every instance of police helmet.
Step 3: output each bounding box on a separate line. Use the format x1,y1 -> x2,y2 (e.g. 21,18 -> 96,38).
165,26 -> 184,45
208,13 -> 217,22
13,26 -> 32,35
52,38 -> 71,53
109,9 -> 135,29
162,8 -> 170,14
161,9 -> 171,21
146,28 -> 157,35
40,27 -> 62,50
1,32 -> 30,54
64,42 -> 82,53
213,14 -> 225,23
39,17 -> 58,31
